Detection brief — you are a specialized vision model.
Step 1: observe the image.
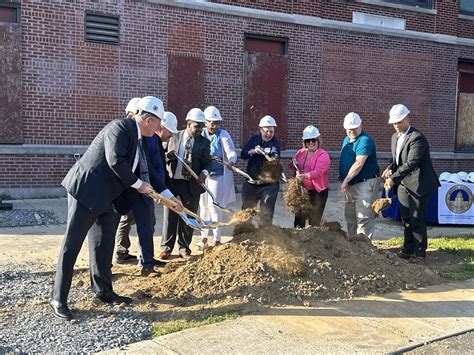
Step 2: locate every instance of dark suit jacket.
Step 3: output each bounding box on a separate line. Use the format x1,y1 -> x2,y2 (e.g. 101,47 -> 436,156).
62,118 -> 166,214
387,127 -> 440,198
166,130 -> 211,196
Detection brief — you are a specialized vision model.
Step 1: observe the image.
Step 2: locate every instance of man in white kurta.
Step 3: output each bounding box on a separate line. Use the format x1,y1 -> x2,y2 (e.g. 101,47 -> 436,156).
198,106 -> 237,248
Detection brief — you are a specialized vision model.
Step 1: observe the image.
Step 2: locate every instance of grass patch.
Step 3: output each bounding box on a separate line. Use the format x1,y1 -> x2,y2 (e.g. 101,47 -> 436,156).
0,193 -> 13,200
152,311 -> 239,337
379,235 -> 474,280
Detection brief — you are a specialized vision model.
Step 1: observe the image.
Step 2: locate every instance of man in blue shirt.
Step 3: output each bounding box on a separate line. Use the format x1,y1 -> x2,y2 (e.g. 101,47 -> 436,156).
339,112 -> 380,240
241,115 -> 281,227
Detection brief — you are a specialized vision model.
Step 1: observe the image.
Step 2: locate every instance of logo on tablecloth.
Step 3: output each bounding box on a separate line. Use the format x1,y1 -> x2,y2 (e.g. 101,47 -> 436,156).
445,184 -> 473,214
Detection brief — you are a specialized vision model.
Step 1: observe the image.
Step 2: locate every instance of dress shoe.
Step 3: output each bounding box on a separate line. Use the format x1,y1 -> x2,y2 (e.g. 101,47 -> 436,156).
140,268 -> 160,278
153,258 -> 166,267
397,251 -> 414,260
213,241 -> 222,247
114,252 -> 138,264
158,251 -> 171,260
49,299 -> 73,321
95,291 -> 132,305
179,252 -> 191,260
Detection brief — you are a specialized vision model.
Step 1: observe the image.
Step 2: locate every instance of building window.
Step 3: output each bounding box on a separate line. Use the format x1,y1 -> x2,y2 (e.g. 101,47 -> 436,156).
460,0 -> 474,16
381,0 -> 432,9
84,12 -> 119,45
244,35 -> 288,55
456,62 -> 474,152
0,3 -> 20,23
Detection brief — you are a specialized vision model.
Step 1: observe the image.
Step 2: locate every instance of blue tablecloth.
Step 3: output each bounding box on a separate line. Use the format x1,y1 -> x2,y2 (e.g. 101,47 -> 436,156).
381,189 -> 439,223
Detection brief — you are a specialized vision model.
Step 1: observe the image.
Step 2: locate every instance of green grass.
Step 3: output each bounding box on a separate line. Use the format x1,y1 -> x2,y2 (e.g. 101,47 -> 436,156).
0,193 -> 13,201
152,311 -> 239,337
380,235 -> 474,280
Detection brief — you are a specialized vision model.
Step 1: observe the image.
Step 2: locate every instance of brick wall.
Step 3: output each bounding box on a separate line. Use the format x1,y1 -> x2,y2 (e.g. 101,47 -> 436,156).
1,0 -> 474,191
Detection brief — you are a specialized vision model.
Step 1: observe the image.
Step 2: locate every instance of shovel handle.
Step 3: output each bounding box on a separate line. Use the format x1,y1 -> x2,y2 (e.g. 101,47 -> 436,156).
148,190 -> 204,224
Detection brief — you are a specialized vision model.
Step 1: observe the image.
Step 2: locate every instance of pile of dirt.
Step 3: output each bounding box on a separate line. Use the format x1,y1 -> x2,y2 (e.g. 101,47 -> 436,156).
102,224 -> 443,311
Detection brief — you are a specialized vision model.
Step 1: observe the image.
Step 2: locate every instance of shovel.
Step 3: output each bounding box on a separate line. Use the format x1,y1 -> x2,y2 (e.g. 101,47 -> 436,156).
372,178 -> 392,215
170,152 -> 234,214
255,146 -> 288,183
211,157 -> 260,185
147,190 -> 219,229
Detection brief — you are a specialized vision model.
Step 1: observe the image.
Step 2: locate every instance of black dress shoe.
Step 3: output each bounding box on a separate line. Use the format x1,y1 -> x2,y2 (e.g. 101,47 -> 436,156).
95,291 -> 133,305
153,258 -> 166,267
50,299 -> 73,321
114,253 -> 138,264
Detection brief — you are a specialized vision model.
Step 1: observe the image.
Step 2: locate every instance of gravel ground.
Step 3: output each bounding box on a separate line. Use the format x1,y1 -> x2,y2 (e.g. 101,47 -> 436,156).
407,331 -> 474,354
0,209 -> 63,227
0,267 -> 152,353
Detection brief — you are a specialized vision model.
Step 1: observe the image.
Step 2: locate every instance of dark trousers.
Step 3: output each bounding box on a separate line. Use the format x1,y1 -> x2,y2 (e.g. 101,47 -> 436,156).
294,188 -> 329,228
242,182 -> 279,227
398,185 -> 432,257
161,179 -> 200,255
115,195 -> 156,268
52,194 -> 119,306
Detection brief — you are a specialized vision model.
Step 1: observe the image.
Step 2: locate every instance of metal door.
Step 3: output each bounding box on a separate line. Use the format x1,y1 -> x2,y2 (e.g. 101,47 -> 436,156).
242,52 -> 288,148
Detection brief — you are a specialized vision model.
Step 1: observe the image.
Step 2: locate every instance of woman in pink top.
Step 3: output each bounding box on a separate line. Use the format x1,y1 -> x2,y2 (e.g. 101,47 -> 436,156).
289,125 -> 331,227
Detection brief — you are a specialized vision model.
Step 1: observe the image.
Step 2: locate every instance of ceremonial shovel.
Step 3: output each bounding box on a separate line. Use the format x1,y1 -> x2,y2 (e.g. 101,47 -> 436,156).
147,190 -> 220,229
169,151 -> 234,214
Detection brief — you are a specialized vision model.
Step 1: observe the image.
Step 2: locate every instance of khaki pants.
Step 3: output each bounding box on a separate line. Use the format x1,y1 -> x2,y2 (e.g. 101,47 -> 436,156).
344,178 -> 380,240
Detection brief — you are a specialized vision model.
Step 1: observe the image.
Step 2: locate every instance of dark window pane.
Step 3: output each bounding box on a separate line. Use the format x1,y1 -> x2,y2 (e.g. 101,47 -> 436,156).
0,7 -> 16,23
460,0 -> 474,15
382,0 -> 432,9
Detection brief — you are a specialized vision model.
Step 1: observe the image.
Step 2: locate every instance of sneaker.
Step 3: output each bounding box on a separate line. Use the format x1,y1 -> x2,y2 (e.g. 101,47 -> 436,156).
196,241 -> 209,250
114,253 -> 138,264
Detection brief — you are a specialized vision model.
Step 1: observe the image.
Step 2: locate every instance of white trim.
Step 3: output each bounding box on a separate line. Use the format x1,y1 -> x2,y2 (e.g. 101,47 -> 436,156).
144,0 -> 474,47
459,14 -> 474,21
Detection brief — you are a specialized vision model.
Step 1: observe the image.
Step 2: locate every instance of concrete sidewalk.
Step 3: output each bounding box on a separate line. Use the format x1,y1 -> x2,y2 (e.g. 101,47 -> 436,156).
102,279 -> 474,354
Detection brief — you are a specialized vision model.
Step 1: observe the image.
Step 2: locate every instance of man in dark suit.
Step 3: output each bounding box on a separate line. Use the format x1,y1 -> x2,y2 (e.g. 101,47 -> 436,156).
50,96 -> 182,321
160,108 -> 211,259
382,104 -> 440,262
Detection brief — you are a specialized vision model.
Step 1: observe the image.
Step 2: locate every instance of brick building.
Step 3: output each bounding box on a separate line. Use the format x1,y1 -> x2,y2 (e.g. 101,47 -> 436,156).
1,0 -> 474,197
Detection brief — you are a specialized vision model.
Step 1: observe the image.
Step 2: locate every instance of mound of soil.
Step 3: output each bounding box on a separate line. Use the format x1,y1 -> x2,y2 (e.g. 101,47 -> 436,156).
283,177 -> 312,215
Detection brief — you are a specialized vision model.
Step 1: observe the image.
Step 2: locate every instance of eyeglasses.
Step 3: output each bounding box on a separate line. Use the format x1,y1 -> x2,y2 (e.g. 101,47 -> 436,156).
304,138 -> 317,144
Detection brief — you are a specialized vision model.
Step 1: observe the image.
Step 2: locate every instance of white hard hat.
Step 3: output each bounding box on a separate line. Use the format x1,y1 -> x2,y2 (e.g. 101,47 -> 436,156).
125,97 -> 141,114
259,115 -> 277,127
343,112 -> 362,129
302,125 -> 321,140
447,173 -> 462,184
439,172 -> 451,182
161,111 -> 178,134
185,108 -> 206,123
136,96 -> 164,119
389,104 -> 410,124
204,106 -> 222,121
468,172 -> 474,183
458,171 -> 468,182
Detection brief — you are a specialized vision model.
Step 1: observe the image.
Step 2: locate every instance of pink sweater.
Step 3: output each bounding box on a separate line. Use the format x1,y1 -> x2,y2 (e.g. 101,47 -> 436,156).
289,148 -> 330,192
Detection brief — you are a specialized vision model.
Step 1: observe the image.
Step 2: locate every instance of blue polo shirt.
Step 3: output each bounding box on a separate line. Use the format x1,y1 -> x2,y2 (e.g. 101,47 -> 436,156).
339,132 -> 379,183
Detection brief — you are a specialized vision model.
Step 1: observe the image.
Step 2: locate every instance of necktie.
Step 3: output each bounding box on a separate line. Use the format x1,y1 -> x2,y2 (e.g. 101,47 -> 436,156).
182,136 -> 192,180
138,138 -> 150,183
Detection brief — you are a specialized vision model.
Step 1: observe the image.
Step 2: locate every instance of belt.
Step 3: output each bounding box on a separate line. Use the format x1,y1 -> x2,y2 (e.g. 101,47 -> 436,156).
349,174 -> 379,186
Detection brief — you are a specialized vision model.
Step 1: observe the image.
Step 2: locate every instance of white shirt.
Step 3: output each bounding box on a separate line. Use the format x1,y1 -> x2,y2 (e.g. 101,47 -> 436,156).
395,126 -> 411,165
130,120 -> 173,198
173,131 -> 194,180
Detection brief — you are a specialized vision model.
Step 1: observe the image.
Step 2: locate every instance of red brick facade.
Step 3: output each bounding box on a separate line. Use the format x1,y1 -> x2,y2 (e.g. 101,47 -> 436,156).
0,0 -> 473,193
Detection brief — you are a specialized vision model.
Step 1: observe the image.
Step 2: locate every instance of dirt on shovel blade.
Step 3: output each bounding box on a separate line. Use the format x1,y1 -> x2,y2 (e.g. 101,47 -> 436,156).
372,198 -> 392,214
258,160 -> 283,183
283,177 -> 313,215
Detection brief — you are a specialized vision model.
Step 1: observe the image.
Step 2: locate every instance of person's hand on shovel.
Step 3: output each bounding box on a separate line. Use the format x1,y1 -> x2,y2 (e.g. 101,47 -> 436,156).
197,172 -> 207,185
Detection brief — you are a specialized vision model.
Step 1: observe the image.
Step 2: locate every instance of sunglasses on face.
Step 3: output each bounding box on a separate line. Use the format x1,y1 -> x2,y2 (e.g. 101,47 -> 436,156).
304,138 -> 317,144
